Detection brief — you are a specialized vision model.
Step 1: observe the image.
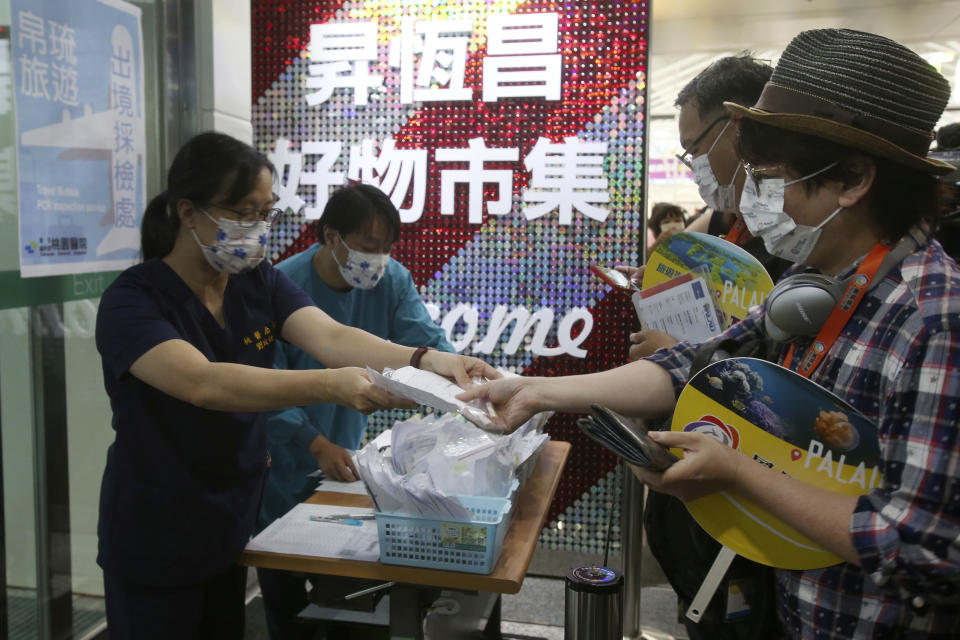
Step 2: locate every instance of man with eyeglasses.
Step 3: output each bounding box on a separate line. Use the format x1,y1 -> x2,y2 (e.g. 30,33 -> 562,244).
624,54 -> 784,362
255,184 -> 455,640
674,55 -> 772,245
618,54 -> 787,640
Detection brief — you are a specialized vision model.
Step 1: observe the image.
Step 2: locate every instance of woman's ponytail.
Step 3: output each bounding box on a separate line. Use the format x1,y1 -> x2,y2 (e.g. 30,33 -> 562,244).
140,191 -> 178,260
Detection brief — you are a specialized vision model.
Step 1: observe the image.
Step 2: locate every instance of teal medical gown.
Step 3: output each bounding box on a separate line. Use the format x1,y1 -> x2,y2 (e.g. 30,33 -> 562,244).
256,244 -> 454,530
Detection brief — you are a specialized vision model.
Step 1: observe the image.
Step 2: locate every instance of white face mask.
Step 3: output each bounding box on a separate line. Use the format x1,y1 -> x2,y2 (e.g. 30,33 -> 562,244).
688,120 -> 742,212
192,209 -> 268,274
738,161 -> 840,264
659,220 -> 686,235
333,234 -> 390,289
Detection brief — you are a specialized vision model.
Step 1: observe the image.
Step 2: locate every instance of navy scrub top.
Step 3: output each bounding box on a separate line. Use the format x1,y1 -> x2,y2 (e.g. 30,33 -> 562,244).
94,259 -> 313,586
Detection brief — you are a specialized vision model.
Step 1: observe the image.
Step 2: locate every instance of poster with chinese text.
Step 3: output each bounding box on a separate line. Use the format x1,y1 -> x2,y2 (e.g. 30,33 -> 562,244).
13,0 -> 144,277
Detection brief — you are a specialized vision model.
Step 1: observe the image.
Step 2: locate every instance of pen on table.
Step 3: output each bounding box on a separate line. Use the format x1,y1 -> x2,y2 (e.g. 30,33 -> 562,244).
307,513 -> 376,526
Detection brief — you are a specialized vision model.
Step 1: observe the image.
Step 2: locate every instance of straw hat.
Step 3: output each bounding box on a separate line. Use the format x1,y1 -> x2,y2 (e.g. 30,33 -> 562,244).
725,29 -> 955,174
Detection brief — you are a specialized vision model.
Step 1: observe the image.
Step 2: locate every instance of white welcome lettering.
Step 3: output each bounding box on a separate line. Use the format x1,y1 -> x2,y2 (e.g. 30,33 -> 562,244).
425,302 -> 592,358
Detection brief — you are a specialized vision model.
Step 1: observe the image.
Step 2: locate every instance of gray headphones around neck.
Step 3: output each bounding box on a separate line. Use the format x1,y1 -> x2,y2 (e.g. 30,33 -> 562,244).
762,232 -> 924,343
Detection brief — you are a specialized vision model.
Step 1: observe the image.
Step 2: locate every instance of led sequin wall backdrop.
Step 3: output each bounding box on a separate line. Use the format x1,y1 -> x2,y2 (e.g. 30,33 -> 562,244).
252,0 -> 648,556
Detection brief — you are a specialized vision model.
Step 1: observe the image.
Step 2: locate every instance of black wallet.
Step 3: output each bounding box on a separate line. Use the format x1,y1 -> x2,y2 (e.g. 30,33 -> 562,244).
576,404 -> 679,471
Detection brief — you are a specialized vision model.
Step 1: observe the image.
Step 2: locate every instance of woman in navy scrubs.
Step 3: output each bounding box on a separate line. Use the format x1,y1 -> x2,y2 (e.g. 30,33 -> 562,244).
94,132 -> 496,639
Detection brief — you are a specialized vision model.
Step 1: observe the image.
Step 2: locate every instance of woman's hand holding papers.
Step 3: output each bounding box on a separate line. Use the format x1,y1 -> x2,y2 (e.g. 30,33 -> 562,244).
613,265 -> 683,361
458,360 -> 679,434
628,430 -> 744,502
327,367 -> 416,413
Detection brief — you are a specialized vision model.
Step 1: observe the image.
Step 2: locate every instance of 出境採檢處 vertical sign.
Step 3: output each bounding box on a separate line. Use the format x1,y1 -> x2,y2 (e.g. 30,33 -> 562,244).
12,0 -> 144,278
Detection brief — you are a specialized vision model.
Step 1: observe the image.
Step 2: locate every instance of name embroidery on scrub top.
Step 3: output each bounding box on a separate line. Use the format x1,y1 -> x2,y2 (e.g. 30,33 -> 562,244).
241,322 -> 277,351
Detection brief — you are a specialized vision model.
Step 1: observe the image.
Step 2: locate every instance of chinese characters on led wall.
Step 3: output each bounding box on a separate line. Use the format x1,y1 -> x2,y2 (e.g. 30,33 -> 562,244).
253,0 -> 648,551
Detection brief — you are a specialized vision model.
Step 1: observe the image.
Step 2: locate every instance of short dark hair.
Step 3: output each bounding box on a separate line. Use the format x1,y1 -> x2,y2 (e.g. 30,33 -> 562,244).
936,122 -> 960,151
736,118 -> 948,241
316,184 -> 401,245
675,54 -> 773,118
141,132 -> 275,260
649,202 -> 687,237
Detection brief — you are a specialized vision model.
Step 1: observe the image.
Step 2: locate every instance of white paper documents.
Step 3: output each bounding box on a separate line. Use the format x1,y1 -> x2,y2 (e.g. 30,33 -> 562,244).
632,275 -> 723,344
354,442 -> 473,520
314,478 -> 370,495
246,504 -> 379,562
367,366 -> 500,432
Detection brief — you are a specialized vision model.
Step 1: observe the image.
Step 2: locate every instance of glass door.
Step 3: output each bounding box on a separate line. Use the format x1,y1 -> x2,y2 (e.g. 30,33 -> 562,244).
0,1 -> 170,638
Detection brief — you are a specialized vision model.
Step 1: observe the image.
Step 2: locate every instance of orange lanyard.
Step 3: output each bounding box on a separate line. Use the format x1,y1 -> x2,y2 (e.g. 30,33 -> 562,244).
724,218 -> 751,247
781,242 -> 893,378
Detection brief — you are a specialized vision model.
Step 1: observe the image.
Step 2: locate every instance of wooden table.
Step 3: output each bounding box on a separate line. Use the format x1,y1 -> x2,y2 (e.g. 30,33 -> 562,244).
240,441 -> 570,638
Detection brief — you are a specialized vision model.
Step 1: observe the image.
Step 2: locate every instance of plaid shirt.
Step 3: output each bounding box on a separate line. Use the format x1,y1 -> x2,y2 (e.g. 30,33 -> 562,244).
647,228 -> 960,639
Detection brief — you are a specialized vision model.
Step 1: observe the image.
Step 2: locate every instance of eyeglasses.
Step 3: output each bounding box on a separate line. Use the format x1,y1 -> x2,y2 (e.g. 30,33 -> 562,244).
675,115 -> 730,170
742,162 -> 788,187
744,160 -> 839,191
208,203 -> 283,228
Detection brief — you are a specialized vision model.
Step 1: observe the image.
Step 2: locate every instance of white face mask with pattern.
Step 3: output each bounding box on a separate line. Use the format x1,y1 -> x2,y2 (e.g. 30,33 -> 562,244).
332,233 -> 390,289
738,161 -> 840,264
192,209 -> 268,274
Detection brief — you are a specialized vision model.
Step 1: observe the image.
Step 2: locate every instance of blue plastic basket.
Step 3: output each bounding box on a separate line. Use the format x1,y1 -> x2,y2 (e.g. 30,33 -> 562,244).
376,496 -> 512,574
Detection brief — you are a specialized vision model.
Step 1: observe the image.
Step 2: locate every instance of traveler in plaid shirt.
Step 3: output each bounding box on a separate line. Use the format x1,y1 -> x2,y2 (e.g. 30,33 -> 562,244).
460,29 -> 960,638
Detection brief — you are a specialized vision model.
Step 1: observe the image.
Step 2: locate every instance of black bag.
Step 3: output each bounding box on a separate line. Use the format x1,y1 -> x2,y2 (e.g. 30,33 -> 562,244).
643,337 -> 782,640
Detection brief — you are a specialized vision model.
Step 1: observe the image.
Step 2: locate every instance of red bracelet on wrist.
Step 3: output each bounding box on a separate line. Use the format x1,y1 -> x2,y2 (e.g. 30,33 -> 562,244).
410,346 -> 431,369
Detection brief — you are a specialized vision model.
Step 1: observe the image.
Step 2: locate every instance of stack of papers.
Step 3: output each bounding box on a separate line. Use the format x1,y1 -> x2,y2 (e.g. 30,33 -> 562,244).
352,411 -> 550,520
354,441 -> 473,520
246,504 -> 379,561
313,478 -> 370,495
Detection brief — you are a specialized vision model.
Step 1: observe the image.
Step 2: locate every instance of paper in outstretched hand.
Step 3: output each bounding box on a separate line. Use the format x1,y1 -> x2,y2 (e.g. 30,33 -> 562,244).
577,404 -> 678,471
366,366 -> 502,433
